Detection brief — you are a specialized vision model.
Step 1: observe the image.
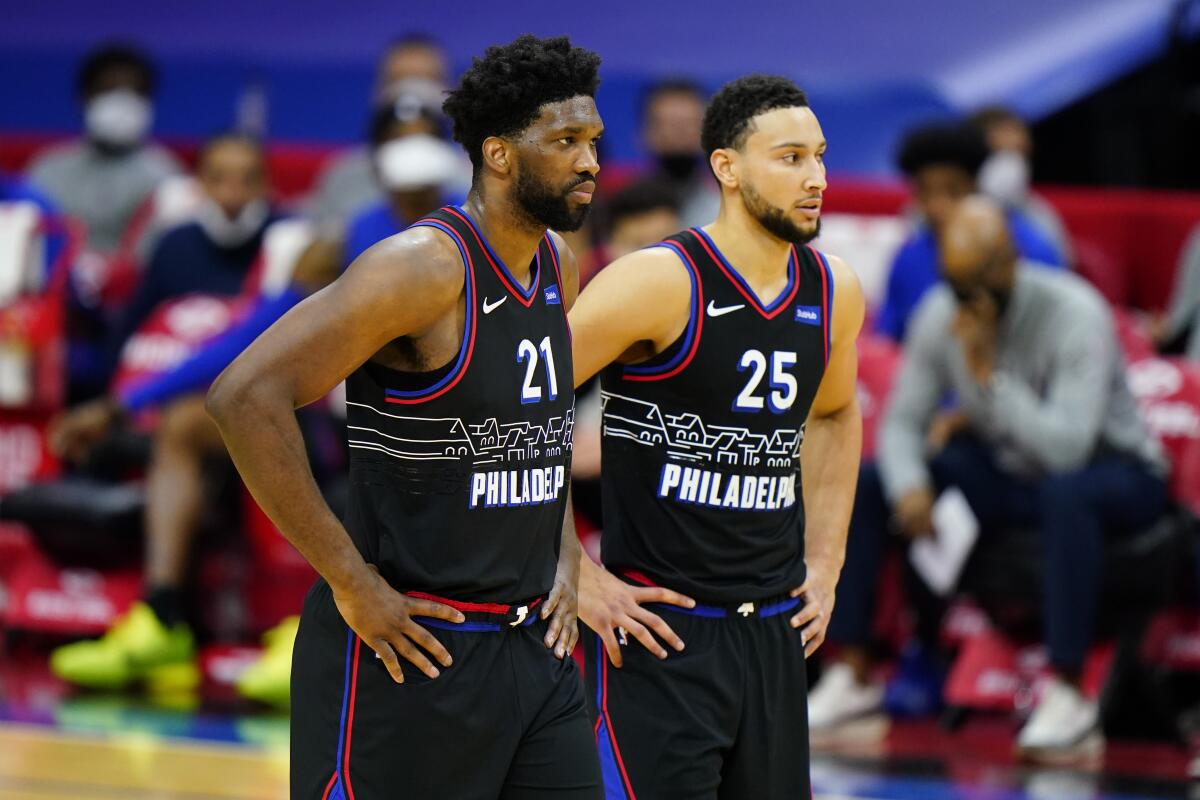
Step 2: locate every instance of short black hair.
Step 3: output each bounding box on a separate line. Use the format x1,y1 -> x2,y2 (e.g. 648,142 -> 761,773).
442,35 -> 601,173
77,44 -> 156,98
607,178 -> 681,229
640,78 -> 706,120
701,75 -> 809,154
968,104 -> 1025,132
197,131 -> 265,169
386,32 -> 444,52
895,121 -> 990,178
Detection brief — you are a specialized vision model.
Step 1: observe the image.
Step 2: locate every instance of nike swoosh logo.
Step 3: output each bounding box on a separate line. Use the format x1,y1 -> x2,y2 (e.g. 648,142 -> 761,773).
483,296 -> 507,314
707,301 -> 745,317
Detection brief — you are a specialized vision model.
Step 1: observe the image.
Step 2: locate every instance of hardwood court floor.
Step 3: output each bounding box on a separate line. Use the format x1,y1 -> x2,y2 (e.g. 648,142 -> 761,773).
0,724 -> 288,800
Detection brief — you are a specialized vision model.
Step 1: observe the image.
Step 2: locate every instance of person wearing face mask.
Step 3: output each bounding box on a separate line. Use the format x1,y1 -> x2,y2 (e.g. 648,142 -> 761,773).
340,89 -> 469,268
876,122 -> 1065,343
25,44 -> 182,255
970,105 -> 1073,266
810,196 -> 1167,758
45,133 -> 280,696
640,78 -> 719,228
308,35 -> 453,237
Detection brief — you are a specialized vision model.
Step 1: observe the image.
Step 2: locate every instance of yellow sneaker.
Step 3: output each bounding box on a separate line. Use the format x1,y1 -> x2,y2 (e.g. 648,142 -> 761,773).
50,602 -> 198,691
236,616 -> 299,708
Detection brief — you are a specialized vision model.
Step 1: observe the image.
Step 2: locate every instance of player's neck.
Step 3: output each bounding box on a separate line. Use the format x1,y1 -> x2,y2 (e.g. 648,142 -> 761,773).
705,205 -> 794,286
461,192 -> 544,289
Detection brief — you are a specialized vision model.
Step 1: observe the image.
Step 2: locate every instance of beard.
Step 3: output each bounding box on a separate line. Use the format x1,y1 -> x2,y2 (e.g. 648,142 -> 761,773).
741,181 -> 820,245
513,168 -> 593,232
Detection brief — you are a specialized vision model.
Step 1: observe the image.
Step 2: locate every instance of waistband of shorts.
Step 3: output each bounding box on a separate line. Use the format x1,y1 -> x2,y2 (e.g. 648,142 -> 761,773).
406,591 -> 545,632
620,570 -> 799,620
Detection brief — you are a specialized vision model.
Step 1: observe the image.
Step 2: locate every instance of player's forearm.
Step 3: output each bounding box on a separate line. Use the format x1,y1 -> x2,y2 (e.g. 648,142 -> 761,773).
558,485 -> 583,576
206,376 -> 370,594
799,396 -> 862,575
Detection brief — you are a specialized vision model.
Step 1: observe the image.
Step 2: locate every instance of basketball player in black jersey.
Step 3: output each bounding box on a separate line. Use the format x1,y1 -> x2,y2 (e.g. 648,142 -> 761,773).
569,76 -> 864,798
207,36 -> 604,799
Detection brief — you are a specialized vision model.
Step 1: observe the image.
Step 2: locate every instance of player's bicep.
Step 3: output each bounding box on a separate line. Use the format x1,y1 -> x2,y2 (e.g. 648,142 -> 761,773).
569,248 -> 691,386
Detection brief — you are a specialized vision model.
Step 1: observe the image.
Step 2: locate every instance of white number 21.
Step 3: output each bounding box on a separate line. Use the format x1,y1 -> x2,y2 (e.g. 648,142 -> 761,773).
517,337 -> 559,404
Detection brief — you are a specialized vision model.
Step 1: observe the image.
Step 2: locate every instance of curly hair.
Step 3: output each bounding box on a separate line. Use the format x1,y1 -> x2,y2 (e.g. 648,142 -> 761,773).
700,75 -> 809,154
443,35 -> 601,173
895,122 -> 989,178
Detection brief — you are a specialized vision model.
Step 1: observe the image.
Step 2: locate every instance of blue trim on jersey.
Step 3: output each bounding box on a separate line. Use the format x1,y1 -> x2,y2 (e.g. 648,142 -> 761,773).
623,242 -> 700,376
594,636 -> 631,800
814,248 -> 836,363
648,596 -> 801,618
692,226 -> 796,313
456,205 -> 540,301
414,613 -> 539,633
332,628 -> 354,786
384,219 -> 474,400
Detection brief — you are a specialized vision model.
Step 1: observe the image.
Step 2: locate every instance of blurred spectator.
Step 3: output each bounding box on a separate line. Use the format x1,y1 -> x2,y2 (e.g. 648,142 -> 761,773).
810,197 -> 1167,755
581,178 -> 681,286
307,35 -> 452,236
876,122 -> 1064,341
969,105 -> 1073,263
25,44 -> 182,254
342,88 -> 468,268
45,132 -> 279,695
640,78 -> 717,228
1151,222 -> 1200,359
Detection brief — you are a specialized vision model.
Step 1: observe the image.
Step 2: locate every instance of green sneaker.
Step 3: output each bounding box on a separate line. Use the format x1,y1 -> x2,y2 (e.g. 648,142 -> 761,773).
50,602 -> 198,691
236,616 -> 298,708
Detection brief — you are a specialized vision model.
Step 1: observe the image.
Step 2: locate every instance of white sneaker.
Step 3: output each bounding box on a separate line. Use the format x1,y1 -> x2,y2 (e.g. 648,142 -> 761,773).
1016,677 -> 1104,761
808,662 -> 885,731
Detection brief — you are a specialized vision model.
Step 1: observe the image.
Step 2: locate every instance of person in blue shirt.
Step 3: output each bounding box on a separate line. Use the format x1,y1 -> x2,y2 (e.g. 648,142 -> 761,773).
876,122 -> 1065,342
342,88 -> 468,268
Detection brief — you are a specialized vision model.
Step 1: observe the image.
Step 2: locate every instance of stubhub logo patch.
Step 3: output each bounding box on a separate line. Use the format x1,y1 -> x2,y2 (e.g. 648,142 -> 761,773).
544,284 -> 561,305
794,305 -> 821,325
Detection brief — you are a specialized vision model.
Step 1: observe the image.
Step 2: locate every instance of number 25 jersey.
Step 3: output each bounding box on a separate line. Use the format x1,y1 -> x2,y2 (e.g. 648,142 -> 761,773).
599,227 -> 835,602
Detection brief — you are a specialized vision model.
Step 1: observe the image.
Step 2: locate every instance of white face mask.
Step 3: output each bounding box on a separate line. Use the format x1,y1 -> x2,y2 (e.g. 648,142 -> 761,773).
375,134 -> 465,192
197,197 -> 269,249
979,150 -> 1031,207
85,89 -> 153,148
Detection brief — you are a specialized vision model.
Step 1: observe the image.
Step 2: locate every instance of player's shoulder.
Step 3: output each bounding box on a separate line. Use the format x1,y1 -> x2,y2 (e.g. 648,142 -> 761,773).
812,250 -> 865,336
345,223 -> 465,306
603,238 -> 695,285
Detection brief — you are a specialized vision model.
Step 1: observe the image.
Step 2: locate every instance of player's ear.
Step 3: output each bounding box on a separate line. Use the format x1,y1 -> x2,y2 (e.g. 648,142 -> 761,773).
710,148 -> 739,190
482,136 -> 512,176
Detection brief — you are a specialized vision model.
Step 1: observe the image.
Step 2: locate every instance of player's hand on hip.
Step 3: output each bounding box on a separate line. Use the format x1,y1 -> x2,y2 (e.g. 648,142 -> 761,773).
790,564 -> 838,658
578,561 -> 694,667
542,548 -> 581,660
331,564 -> 465,684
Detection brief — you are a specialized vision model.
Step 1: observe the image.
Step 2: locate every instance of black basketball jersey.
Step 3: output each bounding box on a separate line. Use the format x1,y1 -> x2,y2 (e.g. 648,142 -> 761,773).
599,227 -> 834,603
342,206 -> 574,603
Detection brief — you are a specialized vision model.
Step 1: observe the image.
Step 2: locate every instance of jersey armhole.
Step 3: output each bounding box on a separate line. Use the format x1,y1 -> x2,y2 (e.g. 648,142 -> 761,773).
621,241 -> 704,382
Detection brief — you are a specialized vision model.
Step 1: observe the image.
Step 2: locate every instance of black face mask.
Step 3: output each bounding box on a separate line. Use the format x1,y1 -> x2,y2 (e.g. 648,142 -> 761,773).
657,152 -> 701,182
987,285 -> 1012,317
949,281 -> 1012,317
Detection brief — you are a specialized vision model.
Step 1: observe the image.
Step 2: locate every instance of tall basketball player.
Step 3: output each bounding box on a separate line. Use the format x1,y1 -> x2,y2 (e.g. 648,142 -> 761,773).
207,35 -> 604,799
570,75 -> 864,798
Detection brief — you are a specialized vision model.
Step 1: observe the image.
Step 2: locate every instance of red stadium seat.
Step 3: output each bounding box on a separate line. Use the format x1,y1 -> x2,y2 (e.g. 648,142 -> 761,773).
856,334 -> 903,462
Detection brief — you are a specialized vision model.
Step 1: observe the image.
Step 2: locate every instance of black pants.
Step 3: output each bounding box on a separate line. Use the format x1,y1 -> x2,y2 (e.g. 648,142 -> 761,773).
583,600 -> 810,800
829,439 -> 1169,672
291,580 -> 602,799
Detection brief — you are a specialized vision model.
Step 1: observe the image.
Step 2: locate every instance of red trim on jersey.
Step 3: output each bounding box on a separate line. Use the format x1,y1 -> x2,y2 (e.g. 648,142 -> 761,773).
691,230 -> 800,320
602,650 -> 639,798
320,772 -> 338,800
444,206 -> 539,308
406,591 -> 543,617
622,242 -> 705,383
621,570 -> 658,588
544,233 -> 572,343
342,636 -> 362,800
384,220 -> 478,405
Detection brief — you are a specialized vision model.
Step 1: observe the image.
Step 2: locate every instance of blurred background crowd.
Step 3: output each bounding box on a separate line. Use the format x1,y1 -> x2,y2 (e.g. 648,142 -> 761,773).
1,0 -> 1200,771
